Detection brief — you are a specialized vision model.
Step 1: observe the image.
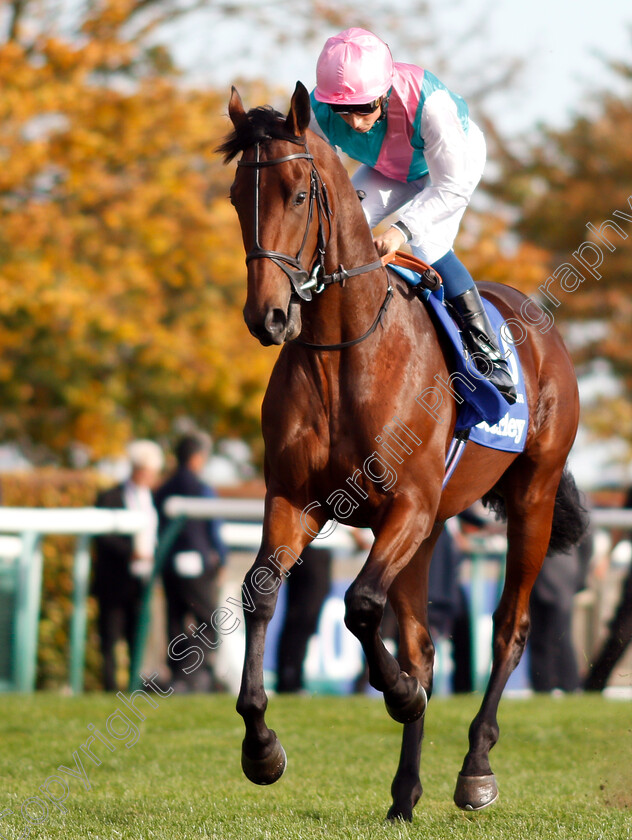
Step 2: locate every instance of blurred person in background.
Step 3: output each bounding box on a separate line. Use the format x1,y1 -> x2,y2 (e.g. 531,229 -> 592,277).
528,530 -> 592,694
427,520 -> 473,694
584,487 -> 632,692
275,543 -> 334,693
93,440 -> 164,692
155,432 -> 227,692
427,507 -> 498,694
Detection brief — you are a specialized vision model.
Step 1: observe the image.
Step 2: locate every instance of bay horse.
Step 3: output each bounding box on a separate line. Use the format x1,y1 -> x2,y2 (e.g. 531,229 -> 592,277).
218,82 -> 586,821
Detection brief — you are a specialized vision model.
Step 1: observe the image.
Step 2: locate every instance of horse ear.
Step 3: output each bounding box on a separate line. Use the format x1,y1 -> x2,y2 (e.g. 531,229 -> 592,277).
285,81 -> 311,137
228,86 -> 248,129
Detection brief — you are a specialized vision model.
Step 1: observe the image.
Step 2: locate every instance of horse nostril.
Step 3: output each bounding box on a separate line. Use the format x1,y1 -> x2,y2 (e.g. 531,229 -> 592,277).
264,308 -> 287,337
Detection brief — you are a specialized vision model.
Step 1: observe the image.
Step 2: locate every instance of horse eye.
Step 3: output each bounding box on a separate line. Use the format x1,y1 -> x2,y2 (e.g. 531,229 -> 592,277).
294,191 -> 307,206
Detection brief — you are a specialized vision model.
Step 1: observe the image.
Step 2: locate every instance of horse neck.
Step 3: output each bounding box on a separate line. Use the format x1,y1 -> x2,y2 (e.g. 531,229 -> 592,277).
298,156 -> 390,347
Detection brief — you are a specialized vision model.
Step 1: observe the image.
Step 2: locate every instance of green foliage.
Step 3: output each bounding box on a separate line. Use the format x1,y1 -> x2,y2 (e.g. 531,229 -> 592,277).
1,470 -> 108,690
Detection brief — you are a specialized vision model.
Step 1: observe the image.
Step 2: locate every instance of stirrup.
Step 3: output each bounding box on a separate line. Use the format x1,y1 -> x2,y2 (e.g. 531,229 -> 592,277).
463,345 -> 517,403
481,359 -> 518,404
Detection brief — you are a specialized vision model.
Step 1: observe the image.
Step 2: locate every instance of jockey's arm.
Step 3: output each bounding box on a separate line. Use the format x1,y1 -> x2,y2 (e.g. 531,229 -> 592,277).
396,90 -> 474,249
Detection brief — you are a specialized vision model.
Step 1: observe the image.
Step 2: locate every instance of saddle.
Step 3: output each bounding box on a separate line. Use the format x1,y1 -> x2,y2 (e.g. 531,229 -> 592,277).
385,252 -> 529,452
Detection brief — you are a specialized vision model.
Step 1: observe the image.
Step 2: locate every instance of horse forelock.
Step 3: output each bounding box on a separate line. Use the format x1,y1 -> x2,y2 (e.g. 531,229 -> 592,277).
217,106 -> 300,163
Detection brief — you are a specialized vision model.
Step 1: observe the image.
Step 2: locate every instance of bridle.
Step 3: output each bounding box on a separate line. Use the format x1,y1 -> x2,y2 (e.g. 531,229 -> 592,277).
237,135 -> 393,350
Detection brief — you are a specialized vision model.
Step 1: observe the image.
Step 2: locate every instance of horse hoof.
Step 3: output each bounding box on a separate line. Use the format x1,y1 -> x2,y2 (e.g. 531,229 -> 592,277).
385,679 -> 427,724
241,733 -> 287,786
386,804 -> 413,822
453,773 -> 499,811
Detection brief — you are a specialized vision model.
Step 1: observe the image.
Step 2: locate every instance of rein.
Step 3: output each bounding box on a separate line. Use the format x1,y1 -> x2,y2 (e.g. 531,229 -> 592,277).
238,137 -> 393,350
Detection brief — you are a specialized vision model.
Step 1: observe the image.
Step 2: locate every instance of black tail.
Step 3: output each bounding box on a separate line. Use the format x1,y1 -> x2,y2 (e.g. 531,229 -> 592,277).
547,467 -> 590,553
482,466 -> 589,554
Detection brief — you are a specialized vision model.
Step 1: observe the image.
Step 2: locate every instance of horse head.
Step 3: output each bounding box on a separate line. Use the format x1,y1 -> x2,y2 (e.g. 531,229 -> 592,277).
220,83 -> 325,346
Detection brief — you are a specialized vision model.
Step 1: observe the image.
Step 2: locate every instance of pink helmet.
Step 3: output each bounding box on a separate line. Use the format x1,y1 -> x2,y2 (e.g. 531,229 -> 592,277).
314,28 -> 394,105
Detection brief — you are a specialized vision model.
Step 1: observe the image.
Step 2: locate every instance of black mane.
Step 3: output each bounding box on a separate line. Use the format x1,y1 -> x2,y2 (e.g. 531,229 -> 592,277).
217,106 -> 300,163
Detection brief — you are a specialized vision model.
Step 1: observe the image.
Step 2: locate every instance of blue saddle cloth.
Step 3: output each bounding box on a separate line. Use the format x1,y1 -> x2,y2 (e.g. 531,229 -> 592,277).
390,265 -> 528,454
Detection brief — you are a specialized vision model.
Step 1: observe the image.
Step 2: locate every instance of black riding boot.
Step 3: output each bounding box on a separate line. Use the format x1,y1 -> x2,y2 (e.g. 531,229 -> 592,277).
448,287 -> 517,404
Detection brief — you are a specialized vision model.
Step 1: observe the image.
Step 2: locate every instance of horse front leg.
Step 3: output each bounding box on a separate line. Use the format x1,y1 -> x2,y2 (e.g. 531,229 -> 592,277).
236,494 -> 320,785
344,496 -> 435,725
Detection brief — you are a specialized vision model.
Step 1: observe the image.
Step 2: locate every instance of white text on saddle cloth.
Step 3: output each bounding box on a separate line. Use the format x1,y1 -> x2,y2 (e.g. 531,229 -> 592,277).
475,414 -> 527,446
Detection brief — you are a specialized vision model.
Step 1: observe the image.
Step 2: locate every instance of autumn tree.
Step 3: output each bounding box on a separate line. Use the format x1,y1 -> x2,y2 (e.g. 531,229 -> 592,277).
484,49 -> 632,446
0,0 -> 524,464
0,1 -> 277,463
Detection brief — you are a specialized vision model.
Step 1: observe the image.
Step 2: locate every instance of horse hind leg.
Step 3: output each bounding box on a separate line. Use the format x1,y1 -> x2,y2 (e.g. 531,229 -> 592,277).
455,464 -> 579,811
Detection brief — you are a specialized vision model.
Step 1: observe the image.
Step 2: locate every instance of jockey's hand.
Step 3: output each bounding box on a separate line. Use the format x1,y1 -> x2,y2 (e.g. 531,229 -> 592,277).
373,226 -> 406,257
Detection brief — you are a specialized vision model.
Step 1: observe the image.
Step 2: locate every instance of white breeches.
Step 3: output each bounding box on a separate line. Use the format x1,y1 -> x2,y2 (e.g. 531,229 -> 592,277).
350,120 -> 486,264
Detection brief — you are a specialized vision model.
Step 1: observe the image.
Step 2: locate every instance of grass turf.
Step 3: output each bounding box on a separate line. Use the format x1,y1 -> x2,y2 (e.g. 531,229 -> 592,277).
0,693 -> 630,839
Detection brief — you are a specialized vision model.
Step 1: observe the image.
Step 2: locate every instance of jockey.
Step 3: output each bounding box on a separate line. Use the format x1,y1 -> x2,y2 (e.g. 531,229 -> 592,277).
311,27 -> 516,404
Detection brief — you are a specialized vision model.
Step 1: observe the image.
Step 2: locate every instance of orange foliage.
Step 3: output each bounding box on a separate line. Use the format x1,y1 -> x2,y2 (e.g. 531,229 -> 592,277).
0,5 -> 278,463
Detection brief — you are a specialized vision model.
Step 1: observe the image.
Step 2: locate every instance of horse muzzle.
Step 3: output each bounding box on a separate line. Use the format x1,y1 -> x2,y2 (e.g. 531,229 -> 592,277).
244,300 -> 302,346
